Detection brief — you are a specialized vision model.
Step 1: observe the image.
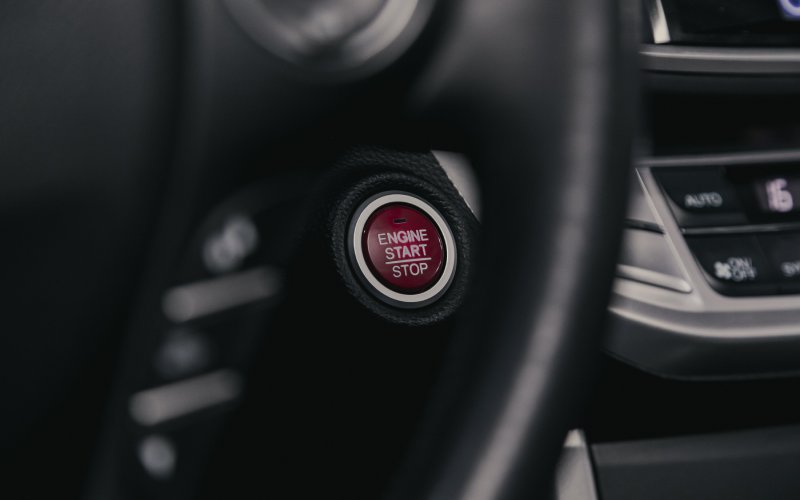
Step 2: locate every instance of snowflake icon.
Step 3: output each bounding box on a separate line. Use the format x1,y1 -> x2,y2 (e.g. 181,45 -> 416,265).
714,261 -> 733,280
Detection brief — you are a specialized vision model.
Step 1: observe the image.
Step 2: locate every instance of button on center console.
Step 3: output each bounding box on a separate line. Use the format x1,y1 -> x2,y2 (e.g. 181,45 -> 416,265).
653,167 -> 746,227
652,161 -> 800,297
758,233 -> 800,293
686,235 -> 776,295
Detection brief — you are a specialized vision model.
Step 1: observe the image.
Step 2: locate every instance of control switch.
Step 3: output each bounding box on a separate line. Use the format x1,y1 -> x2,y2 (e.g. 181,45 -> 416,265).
349,192 -> 456,308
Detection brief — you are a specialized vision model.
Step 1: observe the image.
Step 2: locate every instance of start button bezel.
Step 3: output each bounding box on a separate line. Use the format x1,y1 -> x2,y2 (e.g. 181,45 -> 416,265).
348,191 -> 457,308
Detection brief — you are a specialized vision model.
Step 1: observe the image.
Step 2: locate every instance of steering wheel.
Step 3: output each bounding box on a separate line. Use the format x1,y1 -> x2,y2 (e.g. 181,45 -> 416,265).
1,0 -> 635,498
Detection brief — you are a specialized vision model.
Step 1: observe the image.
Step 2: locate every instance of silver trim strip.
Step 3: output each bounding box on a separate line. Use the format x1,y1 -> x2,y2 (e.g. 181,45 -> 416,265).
617,264 -> 692,293
129,370 -> 243,426
433,151 -> 482,219
642,149 -> 800,167
162,267 -> 281,323
641,45 -> 800,75
645,0 -> 671,44
555,430 -> 599,500
683,222 -> 800,236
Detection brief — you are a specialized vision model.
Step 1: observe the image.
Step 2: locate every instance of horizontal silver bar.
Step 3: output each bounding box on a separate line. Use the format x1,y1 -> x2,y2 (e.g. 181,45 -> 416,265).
640,149 -> 800,168
641,45 -> 800,75
617,264 -> 693,293
682,222 -> 800,236
130,370 -> 243,426
162,267 -> 280,323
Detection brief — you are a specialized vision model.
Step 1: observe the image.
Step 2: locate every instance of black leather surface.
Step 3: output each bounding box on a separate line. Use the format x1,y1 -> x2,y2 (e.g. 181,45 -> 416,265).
386,1 -> 638,498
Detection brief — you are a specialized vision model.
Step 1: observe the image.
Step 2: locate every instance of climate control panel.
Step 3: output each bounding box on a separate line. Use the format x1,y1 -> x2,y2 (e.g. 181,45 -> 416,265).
606,150 -> 800,379
653,164 -> 800,296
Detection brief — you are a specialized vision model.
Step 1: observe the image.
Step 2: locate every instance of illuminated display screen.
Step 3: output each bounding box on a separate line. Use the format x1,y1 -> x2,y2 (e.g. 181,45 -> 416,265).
719,164 -> 800,222
754,176 -> 800,214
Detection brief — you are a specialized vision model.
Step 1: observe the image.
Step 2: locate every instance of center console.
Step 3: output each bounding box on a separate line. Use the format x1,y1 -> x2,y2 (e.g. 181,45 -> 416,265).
586,3 -> 800,500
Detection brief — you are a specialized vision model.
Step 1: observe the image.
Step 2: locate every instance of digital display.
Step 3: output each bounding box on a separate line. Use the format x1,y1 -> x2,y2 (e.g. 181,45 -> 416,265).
753,176 -> 800,214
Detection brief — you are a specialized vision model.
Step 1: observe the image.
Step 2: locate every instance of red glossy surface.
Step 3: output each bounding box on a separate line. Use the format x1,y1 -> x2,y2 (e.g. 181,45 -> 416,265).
362,204 -> 445,293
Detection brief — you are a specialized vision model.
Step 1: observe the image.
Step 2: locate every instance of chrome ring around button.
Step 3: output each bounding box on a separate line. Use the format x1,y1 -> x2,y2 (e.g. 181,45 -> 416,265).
348,192 -> 457,308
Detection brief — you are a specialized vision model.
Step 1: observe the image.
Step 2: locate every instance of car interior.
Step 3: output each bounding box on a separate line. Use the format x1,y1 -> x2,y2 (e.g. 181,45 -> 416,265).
3,0 -> 800,499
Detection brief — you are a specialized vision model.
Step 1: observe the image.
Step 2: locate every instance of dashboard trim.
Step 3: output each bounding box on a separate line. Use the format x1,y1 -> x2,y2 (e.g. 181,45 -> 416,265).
644,0 -> 671,45
641,45 -> 800,75
555,430 -> 600,500
609,149 -> 800,379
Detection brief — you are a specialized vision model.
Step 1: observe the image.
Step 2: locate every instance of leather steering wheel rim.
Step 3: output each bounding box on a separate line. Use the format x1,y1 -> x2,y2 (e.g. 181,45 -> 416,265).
385,1 -> 637,498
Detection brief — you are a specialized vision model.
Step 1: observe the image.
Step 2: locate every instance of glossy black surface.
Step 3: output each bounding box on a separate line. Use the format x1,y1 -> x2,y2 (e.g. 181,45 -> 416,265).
662,0 -> 800,46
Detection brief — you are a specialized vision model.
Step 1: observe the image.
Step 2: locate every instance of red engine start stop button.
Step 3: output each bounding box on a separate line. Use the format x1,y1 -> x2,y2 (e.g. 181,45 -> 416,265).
350,192 -> 457,307
364,204 -> 444,292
